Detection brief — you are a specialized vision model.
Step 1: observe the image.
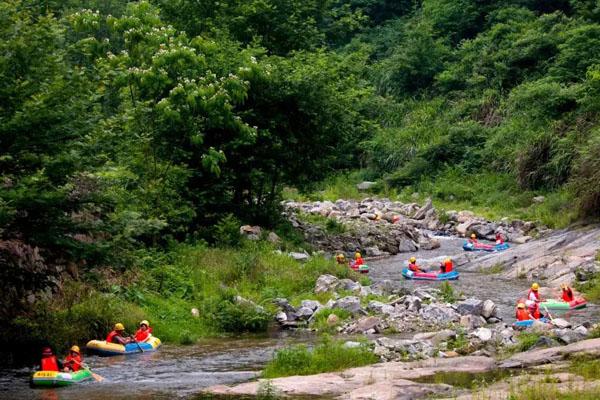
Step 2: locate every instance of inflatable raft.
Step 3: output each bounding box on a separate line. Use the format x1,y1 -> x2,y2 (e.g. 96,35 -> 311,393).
540,298 -> 587,310
513,317 -> 550,328
401,268 -> 459,281
86,336 -> 161,356
350,263 -> 369,274
463,242 -> 510,252
31,370 -> 93,387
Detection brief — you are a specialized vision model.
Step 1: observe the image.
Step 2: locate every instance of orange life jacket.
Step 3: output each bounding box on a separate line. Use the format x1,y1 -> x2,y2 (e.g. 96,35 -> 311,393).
64,354 -> 82,371
135,327 -> 152,342
562,288 -> 574,302
441,260 -> 453,273
515,309 -> 531,321
41,355 -> 59,371
106,330 -> 121,343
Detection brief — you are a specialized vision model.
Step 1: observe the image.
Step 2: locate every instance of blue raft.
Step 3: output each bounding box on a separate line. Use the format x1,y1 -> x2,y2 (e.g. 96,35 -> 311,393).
401,268 -> 459,281
86,336 -> 161,356
513,318 -> 550,328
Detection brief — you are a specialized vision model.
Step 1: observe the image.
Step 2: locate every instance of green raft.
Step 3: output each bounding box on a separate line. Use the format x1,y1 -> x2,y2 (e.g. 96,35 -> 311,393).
540,298 -> 587,310
31,369 -> 93,387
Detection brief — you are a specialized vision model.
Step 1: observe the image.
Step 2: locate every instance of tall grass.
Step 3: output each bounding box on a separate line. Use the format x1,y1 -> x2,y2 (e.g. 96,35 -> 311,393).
262,336 -> 377,378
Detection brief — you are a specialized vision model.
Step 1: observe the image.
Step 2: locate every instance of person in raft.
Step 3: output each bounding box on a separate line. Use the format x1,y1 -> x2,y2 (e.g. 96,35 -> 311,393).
526,283 -> 544,319
40,347 -> 62,371
106,323 -> 134,345
439,258 -> 453,274
495,232 -> 505,245
335,253 -> 346,265
135,320 -> 153,342
408,257 -> 426,272
515,303 -> 531,321
468,233 -> 478,244
353,249 -> 364,266
560,283 -> 574,302
63,345 -> 82,372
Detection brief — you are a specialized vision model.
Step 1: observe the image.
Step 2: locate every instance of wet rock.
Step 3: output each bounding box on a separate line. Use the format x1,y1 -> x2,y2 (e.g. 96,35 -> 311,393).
456,298 -> 484,316
419,237 -> 441,250
364,246 -> 383,257
315,274 -> 339,293
398,238 -> 418,253
481,300 -> 498,319
471,224 -> 495,238
333,296 -> 362,314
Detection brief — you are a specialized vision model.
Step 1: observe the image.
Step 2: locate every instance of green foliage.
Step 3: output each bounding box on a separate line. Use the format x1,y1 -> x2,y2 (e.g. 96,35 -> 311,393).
508,385 -> 600,400
514,332 -> 543,353
439,281 -> 457,303
213,214 -> 243,247
262,336 -> 377,378
310,308 -> 352,333
569,355 -> 600,380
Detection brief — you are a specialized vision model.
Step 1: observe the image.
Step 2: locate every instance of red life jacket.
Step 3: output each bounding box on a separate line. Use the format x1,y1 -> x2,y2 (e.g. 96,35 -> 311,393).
135,327 -> 152,342
443,260 -> 453,272
515,309 -> 531,321
354,258 -> 364,266
106,330 -> 120,343
41,355 -> 59,371
527,289 -> 540,301
530,303 -> 541,319
64,354 -> 82,371
562,288 -> 574,302
408,263 -> 420,272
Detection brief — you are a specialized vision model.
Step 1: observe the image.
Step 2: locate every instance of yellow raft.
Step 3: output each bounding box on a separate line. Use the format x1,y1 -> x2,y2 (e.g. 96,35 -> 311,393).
86,336 -> 161,356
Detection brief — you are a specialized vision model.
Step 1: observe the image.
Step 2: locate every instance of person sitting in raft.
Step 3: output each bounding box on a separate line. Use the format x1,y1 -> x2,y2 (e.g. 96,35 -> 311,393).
439,258 -> 453,273
63,345 -> 82,372
40,347 -> 62,371
135,320 -> 153,342
515,303 -> 531,321
495,232 -> 505,245
468,233 -> 478,244
408,257 -> 425,272
106,323 -> 134,345
561,283 -> 574,302
353,250 -> 364,266
335,253 -> 346,265
526,283 -> 544,319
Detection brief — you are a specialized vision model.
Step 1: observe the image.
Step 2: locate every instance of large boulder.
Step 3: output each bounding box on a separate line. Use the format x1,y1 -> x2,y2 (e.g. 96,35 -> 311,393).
339,278 -> 362,293
240,225 -> 262,240
333,296 -> 362,314
419,304 -> 460,325
481,300 -> 498,319
413,198 -> 433,220
301,300 -> 321,311
556,329 -> 587,344
353,316 -> 382,333
552,318 -> 572,329
315,275 -> 340,293
456,298 -> 484,316
367,301 -> 396,315
398,238 -> 418,253
295,306 -> 315,320
471,327 -> 493,342
403,295 -> 422,313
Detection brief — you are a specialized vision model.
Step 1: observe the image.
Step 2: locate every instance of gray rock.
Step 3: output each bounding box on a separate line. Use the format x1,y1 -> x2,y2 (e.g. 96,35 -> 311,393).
240,225 -> 262,240
364,246 -> 383,257
471,223 -> 495,238
532,196 -> 545,204
419,237 -> 441,250
371,280 -> 396,295
356,181 -> 376,190
459,314 -> 484,330
413,198 -> 433,220
551,318 -> 572,329
398,238 -> 418,253
315,274 -> 340,293
267,231 -> 281,243
333,296 -> 362,314
430,329 -> 457,346
367,301 -> 396,315
301,300 -> 321,311
339,278 -> 362,293
574,325 -> 589,336
404,295 -> 422,312
359,286 -> 374,297
343,341 -> 362,349
289,252 -> 310,261
295,306 -> 315,320
456,298 -> 484,316
274,298 -> 296,313
512,236 -> 532,244
481,300 -> 498,319
556,329 -> 586,344
472,327 -> 493,342
419,304 -> 459,325
354,316 -> 382,333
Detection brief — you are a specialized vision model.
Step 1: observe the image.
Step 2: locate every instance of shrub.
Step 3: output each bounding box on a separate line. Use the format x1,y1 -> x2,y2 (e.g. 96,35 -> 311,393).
204,289 -> 271,333
439,281 -> 457,303
570,131 -> 600,217
213,213 -> 243,247
262,336 -> 377,378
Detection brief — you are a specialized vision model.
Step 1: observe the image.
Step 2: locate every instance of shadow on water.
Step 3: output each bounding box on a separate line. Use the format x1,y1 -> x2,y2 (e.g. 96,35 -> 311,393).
412,369 -> 519,389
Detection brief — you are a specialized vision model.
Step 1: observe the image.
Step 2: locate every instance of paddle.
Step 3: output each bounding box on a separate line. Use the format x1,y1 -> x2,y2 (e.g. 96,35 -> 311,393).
132,338 -> 145,353
72,359 -> 104,382
542,304 -> 554,323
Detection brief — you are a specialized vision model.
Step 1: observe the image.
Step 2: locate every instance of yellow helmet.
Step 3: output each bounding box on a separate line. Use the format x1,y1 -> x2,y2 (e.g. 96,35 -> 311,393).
444,258 -> 451,263
531,283 -> 539,291
114,323 -> 125,331
560,283 -> 567,289
470,233 -> 476,239
70,345 -> 80,354
140,320 -> 149,327
409,257 -> 416,263
517,303 -> 525,309
354,252 -> 361,259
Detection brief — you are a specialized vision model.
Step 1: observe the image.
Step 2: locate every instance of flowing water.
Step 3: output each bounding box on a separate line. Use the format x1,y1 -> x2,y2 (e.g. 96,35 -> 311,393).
3,235 -> 598,399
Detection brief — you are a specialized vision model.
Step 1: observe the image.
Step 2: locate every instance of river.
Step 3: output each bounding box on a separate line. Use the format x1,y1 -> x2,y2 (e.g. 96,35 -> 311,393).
3,235 -> 598,399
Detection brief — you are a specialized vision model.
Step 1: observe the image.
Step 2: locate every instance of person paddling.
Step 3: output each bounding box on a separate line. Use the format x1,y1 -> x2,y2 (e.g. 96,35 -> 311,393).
106,323 -> 134,345
408,257 -> 425,272
353,250 -> 364,267
40,347 -> 62,371
63,346 -> 82,372
439,258 -> 453,274
526,283 -> 544,319
468,233 -> 478,244
515,303 -> 531,321
560,283 -> 574,302
134,320 -> 153,342
495,232 -> 505,245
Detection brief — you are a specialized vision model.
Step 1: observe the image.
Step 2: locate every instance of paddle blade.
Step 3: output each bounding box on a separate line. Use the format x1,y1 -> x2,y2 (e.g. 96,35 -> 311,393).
91,372 -> 104,382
